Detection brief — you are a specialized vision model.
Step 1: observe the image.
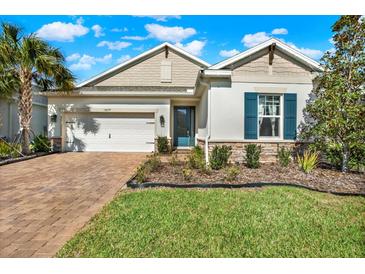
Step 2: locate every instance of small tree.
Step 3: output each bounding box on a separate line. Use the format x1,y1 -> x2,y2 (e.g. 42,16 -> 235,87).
0,23 -> 75,154
301,16 -> 365,172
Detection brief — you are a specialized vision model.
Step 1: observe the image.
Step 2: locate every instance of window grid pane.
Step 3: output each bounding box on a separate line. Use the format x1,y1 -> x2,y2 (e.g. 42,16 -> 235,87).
258,95 -> 281,137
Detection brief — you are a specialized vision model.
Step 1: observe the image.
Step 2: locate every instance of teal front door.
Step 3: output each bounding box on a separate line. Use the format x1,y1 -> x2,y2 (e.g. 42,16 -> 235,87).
174,106 -> 195,147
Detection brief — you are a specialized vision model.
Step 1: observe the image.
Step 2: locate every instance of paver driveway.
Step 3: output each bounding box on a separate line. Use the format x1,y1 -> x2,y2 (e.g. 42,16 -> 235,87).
0,152 -> 146,258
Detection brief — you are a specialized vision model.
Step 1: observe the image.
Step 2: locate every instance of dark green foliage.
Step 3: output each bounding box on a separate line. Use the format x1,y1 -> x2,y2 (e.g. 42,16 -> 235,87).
277,147 -> 291,167
187,145 -> 205,169
0,141 -> 21,158
30,135 -> 51,153
157,136 -> 169,153
209,145 -> 232,170
244,144 -> 261,168
300,16 -> 365,172
319,142 -> 365,172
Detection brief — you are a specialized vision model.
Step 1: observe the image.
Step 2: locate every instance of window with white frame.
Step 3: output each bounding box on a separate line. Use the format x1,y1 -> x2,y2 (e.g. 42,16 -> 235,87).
258,95 -> 281,137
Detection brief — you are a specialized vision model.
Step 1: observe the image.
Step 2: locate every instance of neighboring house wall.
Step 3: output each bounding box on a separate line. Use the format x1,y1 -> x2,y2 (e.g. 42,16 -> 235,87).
94,49 -> 203,87
0,94 -> 48,141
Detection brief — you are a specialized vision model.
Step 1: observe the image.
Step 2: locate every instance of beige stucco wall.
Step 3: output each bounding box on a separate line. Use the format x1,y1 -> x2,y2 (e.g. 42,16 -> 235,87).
209,81 -> 313,141
95,49 -> 203,87
231,49 -> 314,84
48,97 -> 171,149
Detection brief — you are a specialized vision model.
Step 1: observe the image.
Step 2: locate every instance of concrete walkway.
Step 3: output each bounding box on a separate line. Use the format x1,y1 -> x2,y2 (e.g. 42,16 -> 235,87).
0,152 -> 146,257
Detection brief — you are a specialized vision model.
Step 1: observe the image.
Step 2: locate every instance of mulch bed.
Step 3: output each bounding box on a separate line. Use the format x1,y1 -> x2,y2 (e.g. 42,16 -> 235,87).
144,162 -> 365,195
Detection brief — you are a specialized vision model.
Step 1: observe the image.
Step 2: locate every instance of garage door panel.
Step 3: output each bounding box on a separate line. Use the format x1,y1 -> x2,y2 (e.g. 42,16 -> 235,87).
65,112 -> 155,152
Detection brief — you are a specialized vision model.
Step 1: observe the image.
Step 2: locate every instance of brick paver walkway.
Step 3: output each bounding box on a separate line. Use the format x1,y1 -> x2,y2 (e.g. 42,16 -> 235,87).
0,152 -> 146,257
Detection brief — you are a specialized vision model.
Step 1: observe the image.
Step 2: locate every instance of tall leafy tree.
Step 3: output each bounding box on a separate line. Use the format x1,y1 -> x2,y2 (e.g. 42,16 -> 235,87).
301,16 -> 365,172
0,23 -> 75,154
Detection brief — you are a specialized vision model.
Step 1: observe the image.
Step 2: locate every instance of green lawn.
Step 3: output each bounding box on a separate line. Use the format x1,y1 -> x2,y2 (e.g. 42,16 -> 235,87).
57,187 -> 365,258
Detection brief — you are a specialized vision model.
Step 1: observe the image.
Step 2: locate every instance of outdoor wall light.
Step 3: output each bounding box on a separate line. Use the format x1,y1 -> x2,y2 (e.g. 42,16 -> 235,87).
50,114 -> 57,123
159,115 -> 165,127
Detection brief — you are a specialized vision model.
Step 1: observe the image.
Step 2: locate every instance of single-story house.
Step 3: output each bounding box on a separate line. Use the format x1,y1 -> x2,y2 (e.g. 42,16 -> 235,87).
0,86 -> 48,142
47,38 -> 322,162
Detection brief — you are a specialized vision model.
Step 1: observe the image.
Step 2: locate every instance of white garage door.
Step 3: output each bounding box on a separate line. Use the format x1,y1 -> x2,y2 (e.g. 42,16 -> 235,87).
64,112 -> 155,152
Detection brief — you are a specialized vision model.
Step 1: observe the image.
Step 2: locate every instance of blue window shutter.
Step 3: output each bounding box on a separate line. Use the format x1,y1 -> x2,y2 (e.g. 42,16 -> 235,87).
244,92 -> 258,139
284,93 -> 297,140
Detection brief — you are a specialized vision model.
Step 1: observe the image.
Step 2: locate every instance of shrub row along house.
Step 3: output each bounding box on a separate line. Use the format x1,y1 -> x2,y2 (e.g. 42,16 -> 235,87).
46,38 -> 322,162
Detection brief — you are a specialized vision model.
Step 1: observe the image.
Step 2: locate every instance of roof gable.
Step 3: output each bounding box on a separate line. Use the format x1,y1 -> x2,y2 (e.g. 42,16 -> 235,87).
209,38 -> 322,72
77,42 -> 210,88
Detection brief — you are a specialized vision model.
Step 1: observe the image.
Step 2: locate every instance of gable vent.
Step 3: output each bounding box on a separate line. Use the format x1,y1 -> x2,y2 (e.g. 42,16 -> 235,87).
161,60 -> 172,83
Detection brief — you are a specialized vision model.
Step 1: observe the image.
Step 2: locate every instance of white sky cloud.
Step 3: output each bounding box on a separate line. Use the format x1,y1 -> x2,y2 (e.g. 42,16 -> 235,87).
117,55 -> 132,64
121,35 -> 148,41
69,54 -> 112,71
175,40 -> 206,56
287,42 -> 323,59
91,24 -> 105,38
133,45 -> 144,51
241,32 -> 271,47
271,28 -> 288,35
145,23 -> 196,43
136,16 -> 181,22
219,49 -> 239,57
66,53 -> 81,62
97,40 -> 132,50
111,27 -> 128,32
36,20 -> 89,42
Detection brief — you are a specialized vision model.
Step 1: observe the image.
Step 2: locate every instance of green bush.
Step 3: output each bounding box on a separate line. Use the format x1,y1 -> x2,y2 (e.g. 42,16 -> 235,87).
30,135 -> 51,153
187,145 -> 205,169
169,151 -> 179,167
224,165 -> 240,182
297,150 -> 319,174
157,136 -> 169,153
145,153 -> 161,172
0,141 -> 21,158
182,166 -> 193,181
277,147 -> 291,167
321,142 -> 365,172
135,165 -> 149,183
244,144 -> 261,169
209,145 -> 232,170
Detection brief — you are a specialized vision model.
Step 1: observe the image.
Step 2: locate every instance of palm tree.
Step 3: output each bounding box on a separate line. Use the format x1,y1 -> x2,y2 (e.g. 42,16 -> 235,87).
0,23 -> 75,154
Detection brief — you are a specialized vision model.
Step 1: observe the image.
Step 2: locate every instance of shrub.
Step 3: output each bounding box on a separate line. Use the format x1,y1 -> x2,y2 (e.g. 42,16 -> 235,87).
297,150 -> 319,174
169,151 -> 179,167
145,153 -> 161,172
30,135 -> 51,153
0,141 -> 21,158
209,145 -> 232,170
157,136 -> 169,153
187,145 -> 205,169
277,147 -> 291,167
182,167 -> 193,181
224,165 -> 240,182
244,144 -> 261,168
135,165 -> 149,183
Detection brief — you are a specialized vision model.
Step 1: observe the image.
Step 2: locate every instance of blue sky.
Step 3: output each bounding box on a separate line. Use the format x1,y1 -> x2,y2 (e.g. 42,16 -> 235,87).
0,15 -> 339,84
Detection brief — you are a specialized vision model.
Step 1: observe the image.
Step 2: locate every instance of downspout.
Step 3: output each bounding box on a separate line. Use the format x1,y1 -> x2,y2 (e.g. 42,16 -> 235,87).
205,87 -> 211,165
